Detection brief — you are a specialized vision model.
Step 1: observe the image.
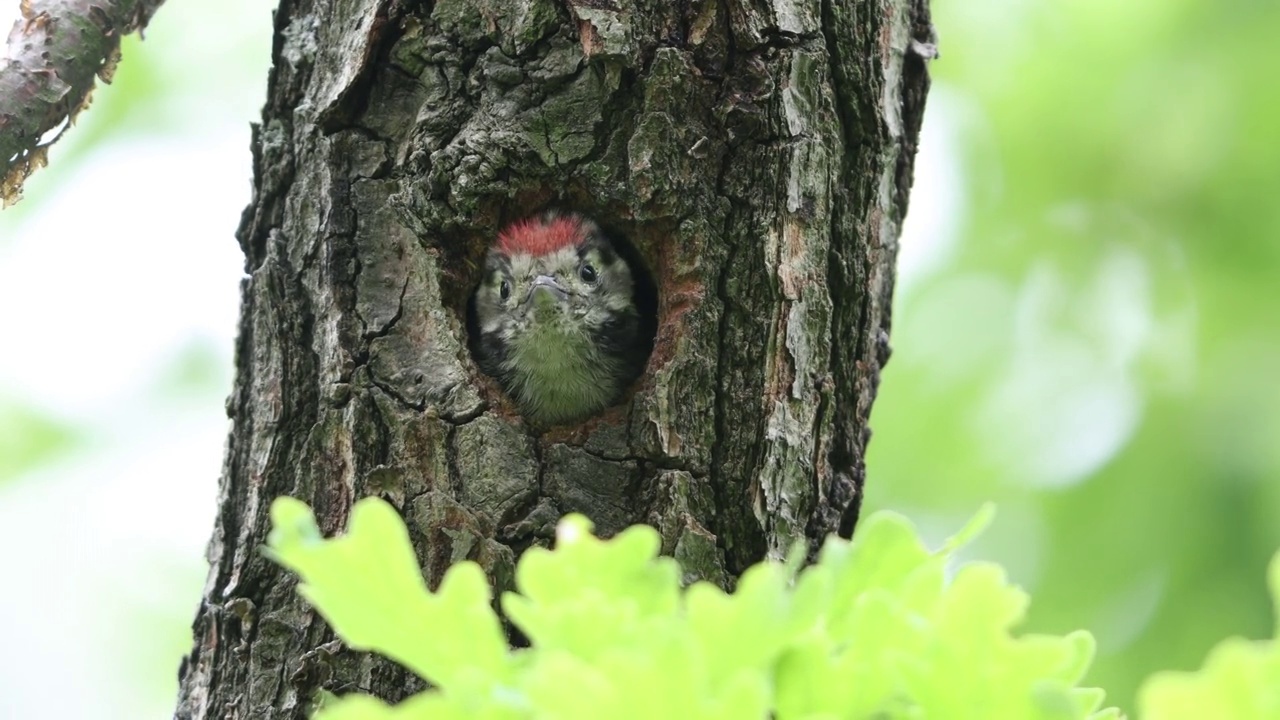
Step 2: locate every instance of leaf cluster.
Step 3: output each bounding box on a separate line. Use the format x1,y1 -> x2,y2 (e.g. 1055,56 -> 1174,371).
268,498 -> 1133,719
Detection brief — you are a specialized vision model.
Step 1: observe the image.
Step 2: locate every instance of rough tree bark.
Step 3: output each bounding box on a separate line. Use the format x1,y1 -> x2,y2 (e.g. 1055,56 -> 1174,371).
176,0 -> 932,716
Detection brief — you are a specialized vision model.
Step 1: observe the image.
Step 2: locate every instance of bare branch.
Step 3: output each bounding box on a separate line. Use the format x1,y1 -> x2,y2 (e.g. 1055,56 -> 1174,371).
0,0 -> 166,206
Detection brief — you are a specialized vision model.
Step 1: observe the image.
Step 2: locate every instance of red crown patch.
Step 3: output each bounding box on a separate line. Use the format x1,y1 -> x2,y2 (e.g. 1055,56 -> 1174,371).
496,214 -> 585,256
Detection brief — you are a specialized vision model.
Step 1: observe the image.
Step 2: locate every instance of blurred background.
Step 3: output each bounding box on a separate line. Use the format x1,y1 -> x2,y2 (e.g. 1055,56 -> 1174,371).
0,0 -> 1276,717
0,0 -> 270,717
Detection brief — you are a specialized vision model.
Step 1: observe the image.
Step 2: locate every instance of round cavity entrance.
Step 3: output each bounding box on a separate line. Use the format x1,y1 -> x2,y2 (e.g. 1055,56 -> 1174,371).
465,211 -> 657,426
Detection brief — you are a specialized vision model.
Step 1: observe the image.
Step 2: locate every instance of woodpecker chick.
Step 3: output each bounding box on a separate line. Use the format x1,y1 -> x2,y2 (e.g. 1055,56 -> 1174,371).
473,212 -> 645,426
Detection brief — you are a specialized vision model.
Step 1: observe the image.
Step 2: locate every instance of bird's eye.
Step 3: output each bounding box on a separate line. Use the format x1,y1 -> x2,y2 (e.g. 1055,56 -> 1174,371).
579,263 -> 598,284
499,280 -> 511,300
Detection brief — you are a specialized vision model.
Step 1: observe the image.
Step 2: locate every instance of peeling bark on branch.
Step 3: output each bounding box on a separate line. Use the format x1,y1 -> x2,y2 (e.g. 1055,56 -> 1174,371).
0,0 -> 166,205
177,0 -> 933,716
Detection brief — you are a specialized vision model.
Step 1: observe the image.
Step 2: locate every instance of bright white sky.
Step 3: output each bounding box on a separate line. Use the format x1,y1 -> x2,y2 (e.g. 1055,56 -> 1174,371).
0,1 -> 273,717
0,134 -> 247,719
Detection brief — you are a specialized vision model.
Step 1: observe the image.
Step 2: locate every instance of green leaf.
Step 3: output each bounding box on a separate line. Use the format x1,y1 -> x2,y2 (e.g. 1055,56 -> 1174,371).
265,496 -> 509,690
1137,550 -> 1280,719
502,514 -> 680,661
265,500 -> 1139,719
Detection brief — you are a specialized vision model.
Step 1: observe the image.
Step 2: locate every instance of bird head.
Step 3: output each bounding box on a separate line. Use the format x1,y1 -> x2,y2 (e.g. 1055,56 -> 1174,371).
474,212 -> 635,342
471,211 -> 645,425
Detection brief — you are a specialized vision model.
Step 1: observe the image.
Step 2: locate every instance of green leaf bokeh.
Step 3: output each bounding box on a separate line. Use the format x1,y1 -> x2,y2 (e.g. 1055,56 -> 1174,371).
867,0 -> 1280,712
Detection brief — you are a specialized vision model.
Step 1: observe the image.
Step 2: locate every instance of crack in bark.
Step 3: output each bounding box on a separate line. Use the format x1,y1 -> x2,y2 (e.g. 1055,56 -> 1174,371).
367,273 -> 410,339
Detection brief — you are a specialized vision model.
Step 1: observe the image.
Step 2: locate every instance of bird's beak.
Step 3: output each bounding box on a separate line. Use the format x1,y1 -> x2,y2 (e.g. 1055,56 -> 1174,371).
524,275 -> 569,308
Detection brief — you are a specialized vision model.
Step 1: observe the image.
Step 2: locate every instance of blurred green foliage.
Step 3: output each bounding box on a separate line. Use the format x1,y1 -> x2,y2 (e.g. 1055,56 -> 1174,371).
0,397 -> 80,482
1138,555 -> 1280,719
269,498 -> 1122,719
867,0 -> 1280,713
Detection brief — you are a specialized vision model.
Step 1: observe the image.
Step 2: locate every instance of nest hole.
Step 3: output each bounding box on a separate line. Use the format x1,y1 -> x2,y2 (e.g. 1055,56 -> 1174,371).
461,206 -> 659,426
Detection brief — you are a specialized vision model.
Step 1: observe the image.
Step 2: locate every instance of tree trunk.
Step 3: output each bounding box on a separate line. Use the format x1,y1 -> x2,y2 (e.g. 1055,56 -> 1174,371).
175,0 -> 931,716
